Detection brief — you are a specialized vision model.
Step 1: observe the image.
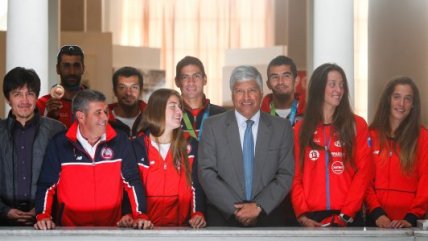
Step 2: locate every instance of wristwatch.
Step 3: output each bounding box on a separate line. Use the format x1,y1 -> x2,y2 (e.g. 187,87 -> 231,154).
339,213 -> 354,223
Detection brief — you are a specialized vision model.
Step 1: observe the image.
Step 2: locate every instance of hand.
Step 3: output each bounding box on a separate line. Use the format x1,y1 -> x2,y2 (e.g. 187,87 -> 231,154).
45,98 -> 63,119
7,208 -> 35,225
297,215 -> 322,227
132,218 -> 154,229
234,203 -> 261,226
117,214 -> 133,228
390,219 -> 412,229
34,218 -> 55,230
189,215 -> 206,229
375,215 -> 392,228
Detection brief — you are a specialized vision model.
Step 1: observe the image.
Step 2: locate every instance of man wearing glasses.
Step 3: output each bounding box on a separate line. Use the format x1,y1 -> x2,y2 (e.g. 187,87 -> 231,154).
261,55 -> 304,127
37,45 -> 86,127
174,56 -> 225,141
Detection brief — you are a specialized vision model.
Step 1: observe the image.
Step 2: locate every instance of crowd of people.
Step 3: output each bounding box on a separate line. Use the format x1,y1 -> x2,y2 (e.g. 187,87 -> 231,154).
0,45 -> 427,230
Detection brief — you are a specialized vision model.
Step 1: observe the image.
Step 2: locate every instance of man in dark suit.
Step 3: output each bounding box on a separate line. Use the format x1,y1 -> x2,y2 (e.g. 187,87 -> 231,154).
198,65 -> 294,227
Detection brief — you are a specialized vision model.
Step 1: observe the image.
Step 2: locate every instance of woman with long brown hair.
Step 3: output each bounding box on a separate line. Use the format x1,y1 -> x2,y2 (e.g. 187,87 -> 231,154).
366,77 -> 428,228
291,63 -> 372,227
121,88 -> 206,228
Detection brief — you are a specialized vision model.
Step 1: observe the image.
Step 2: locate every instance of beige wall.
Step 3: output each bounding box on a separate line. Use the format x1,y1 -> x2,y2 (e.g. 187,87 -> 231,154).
274,0 -> 307,71
368,0 -> 428,125
287,0 -> 307,71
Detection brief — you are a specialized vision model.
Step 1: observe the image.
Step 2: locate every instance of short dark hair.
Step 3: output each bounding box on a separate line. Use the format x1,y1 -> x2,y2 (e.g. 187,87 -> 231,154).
72,89 -> 106,116
57,45 -> 84,65
3,67 -> 41,99
175,56 -> 206,82
112,66 -> 144,91
267,55 -> 297,79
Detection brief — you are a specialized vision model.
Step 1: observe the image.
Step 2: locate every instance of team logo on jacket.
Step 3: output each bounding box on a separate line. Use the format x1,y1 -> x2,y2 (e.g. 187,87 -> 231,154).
101,147 -> 114,159
334,140 -> 343,147
187,144 -> 192,154
308,150 -> 319,161
331,161 -> 344,174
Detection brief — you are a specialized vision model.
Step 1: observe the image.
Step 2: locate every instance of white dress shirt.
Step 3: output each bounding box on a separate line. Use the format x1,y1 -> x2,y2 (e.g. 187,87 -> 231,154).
235,110 -> 260,152
77,126 -> 106,160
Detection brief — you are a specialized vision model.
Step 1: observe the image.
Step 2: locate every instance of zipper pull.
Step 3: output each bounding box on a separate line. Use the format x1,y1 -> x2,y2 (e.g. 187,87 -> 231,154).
164,162 -> 167,170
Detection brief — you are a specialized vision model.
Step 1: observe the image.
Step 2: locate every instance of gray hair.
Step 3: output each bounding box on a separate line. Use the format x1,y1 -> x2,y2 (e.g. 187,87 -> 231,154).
229,65 -> 263,93
72,89 -> 106,116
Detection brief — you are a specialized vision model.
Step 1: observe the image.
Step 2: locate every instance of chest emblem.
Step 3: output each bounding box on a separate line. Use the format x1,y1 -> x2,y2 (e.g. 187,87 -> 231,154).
331,161 -> 345,174
308,150 -> 320,161
101,147 -> 114,159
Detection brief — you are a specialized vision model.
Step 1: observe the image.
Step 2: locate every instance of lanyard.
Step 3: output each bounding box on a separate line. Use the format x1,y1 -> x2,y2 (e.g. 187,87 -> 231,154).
182,105 -> 210,140
270,99 -> 298,125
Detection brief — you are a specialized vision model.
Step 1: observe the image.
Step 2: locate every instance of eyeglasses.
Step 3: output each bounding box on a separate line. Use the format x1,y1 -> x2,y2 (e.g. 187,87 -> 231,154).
57,45 -> 84,57
179,73 -> 204,81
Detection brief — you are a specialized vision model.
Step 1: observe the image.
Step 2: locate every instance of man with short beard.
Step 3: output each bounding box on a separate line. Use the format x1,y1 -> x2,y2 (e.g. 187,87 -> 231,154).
261,55 -> 304,127
37,45 -> 86,127
108,67 -> 146,138
261,55 -> 304,227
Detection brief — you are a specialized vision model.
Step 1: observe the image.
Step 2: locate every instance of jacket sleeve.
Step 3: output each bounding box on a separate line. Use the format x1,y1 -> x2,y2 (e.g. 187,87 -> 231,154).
253,121 -> 295,215
365,181 -> 387,221
404,130 -> 428,225
291,122 -> 310,217
0,197 -> 11,221
365,131 -> 387,221
189,140 -> 205,218
35,138 -> 61,221
340,117 -> 374,218
121,136 -> 149,220
198,119 -> 242,218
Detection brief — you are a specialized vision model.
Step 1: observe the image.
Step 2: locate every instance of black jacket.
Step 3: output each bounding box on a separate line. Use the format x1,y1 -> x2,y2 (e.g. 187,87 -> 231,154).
0,111 -> 65,224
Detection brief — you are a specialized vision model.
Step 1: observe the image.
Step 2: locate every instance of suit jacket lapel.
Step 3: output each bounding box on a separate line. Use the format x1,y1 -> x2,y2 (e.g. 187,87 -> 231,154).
225,111 -> 245,193
253,112 -> 272,194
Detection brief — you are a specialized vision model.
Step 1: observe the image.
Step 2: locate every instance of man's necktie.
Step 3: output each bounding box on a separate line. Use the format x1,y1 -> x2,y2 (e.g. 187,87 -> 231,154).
243,119 -> 254,201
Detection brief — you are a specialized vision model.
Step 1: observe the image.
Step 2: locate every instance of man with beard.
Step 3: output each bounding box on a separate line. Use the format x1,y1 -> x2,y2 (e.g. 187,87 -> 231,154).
108,67 -> 146,138
37,45 -> 86,127
261,55 -> 303,227
261,55 -> 304,127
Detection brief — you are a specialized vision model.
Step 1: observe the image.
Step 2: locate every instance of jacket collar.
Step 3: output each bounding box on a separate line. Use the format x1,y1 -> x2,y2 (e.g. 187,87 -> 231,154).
65,121 -> 117,143
7,109 -> 40,132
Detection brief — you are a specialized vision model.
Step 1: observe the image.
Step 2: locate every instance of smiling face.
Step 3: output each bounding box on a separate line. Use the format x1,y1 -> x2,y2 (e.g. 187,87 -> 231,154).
8,85 -> 37,124
323,70 -> 345,110
77,101 -> 108,140
389,84 -> 413,128
164,95 -> 183,132
176,64 -> 207,101
267,64 -> 296,98
232,80 -> 262,119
